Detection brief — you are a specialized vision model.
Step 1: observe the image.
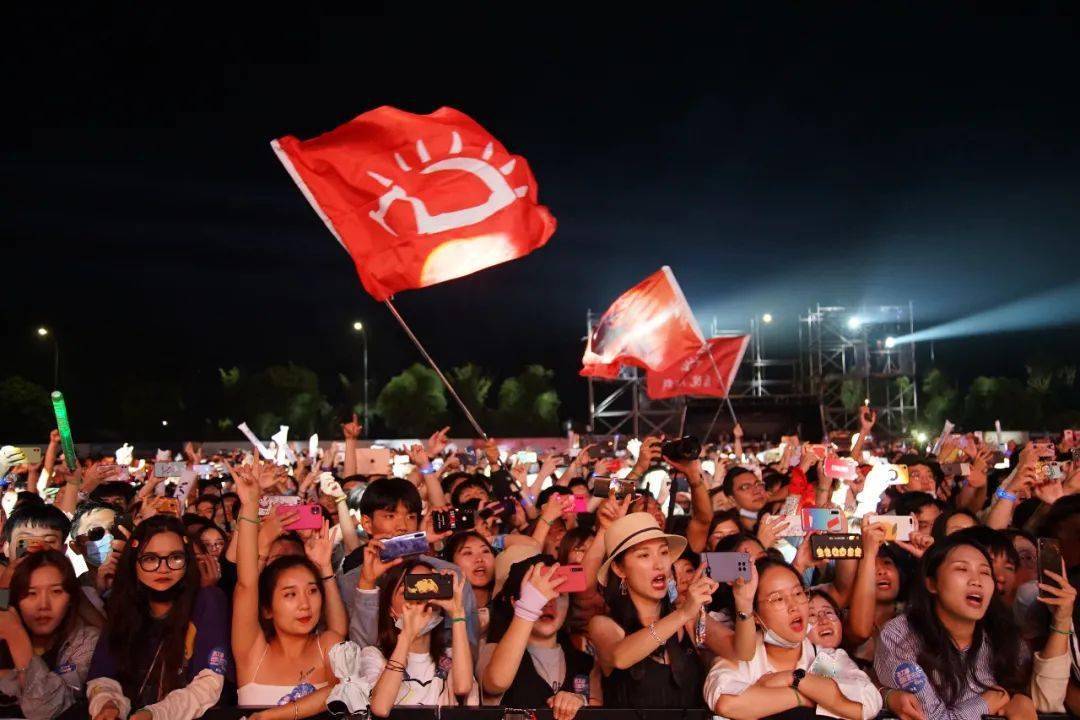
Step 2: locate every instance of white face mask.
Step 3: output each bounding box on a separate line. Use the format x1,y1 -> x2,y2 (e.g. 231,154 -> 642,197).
394,612 -> 443,637
759,618 -> 802,649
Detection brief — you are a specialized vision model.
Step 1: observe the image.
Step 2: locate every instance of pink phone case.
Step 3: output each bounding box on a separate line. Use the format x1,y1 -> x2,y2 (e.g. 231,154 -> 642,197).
553,564 -> 587,593
279,503 -> 323,530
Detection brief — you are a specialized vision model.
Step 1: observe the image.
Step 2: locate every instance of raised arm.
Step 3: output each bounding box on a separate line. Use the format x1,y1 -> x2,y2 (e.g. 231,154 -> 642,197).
845,523 -> 886,644
302,518 -> 347,638
669,458 -> 712,552
230,459 -> 272,662
483,564 -> 564,695
342,414 -> 361,478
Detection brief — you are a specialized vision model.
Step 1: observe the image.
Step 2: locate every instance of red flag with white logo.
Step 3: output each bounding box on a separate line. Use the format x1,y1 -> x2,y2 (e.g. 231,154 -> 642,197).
272,106 -> 556,301
581,267 -> 705,378
645,335 -> 750,399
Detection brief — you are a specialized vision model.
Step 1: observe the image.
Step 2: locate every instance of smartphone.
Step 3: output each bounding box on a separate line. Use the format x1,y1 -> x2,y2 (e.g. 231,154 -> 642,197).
402,572 -> 453,601
515,451 -> 538,465
14,447 -> 42,465
801,507 -> 844,533
823,457 -> 858,481
810,534 -> 863,560
1038,538 -> 1063,586
1036,461 -> 1065,482
478,498 -> 517,520
779,495 -> 805,537
1030,440 -> 1056,459
259,494 -> 300,517
0,588 -> 9,611
379,531 -> 429,562
886,464 -> 910,485
940,463 -> 971,477
150,497 -> 181,517
590,477 -> 636,499
192,463 -> 213,476
552,564 -> 587,593
865,513 -> 916,542
807,444 -> 828,461
355,448 -> 393,476
279,503 -> 323,530
432,507 -> 476,534
571,494 -> 589,513
701,552 -> 753,583
154,461 -> 187,479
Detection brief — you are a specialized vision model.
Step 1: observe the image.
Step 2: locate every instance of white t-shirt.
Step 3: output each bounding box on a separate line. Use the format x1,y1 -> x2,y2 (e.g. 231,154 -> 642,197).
360,646 -> 478,707
703,636 -> 881,720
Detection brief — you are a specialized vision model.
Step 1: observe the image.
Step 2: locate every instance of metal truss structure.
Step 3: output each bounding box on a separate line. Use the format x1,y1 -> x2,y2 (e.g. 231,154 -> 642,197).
801,303 -> 918,436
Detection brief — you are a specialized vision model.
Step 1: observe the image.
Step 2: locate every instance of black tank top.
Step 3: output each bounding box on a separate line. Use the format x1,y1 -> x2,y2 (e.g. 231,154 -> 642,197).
602,629 -> 703,708
500,644 -> 594,709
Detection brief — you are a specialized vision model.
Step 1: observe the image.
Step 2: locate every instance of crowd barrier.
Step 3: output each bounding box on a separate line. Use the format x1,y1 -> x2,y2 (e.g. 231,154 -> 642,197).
195,708 -> 1074,720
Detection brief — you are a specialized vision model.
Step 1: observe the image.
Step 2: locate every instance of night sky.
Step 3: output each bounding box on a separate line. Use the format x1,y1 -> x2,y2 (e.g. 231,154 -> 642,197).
6,5 -> 1080,437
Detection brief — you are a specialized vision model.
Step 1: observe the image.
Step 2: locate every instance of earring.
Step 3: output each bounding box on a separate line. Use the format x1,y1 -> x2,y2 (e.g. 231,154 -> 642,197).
619,578 -> 627,595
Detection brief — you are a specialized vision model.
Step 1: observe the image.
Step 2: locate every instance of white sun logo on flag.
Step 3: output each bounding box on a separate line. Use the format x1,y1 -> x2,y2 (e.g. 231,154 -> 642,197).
366,131 -> 529,285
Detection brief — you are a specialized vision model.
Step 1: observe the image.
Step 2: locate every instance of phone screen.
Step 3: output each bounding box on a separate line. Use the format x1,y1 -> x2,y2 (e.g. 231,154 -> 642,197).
1038,538 -> 1063,586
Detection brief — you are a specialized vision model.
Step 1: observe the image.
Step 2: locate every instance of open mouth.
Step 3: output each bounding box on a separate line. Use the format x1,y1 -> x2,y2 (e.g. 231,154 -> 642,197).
297,614 -> 313,624
650,573 -> 667,591
815,625 -> 834,638
964,591 -> 985,608
789,617 -> 805,633
876,579 -> 892,591
539,610 -> 556,622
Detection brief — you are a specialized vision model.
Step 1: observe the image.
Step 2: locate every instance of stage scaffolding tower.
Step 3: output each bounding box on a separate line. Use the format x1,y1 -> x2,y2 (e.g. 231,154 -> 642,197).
801,303 -> 918,437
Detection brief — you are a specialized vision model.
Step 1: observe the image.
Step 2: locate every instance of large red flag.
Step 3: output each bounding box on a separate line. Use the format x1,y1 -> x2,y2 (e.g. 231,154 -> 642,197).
272,106 -> 556,301
581,267 -> 705,378
645,335 -> 750,399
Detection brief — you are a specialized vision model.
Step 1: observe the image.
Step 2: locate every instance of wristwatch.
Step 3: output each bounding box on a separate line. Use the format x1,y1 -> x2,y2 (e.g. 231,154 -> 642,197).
791,668 -> 806,690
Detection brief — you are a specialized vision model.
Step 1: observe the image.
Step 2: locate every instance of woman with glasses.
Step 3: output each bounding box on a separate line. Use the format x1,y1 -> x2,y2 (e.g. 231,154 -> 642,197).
806,591 -> 844,650
704,558 -> 881,720
0,550 -> 100,720
85,515 -> 229,720
722,469 -> 769,532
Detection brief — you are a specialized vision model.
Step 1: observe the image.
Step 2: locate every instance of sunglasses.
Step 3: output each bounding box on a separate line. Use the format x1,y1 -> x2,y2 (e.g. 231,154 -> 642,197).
75,524 -> 120,544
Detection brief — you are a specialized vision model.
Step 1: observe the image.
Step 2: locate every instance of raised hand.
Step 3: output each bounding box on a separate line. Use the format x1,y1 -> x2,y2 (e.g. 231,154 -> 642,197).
227,460 -> 261,507
859,405 -> 877,434
303,518 -> 335,573
756,513 -> 790,549
357,540 -> 403,590
596,491 -> 632,531
426,427 -> 451,457
732,423 -> 744,439
632,436 -> 662,475
682,566 -> 719,618
398,600 -> 435,642
341,413 -> 363,440
523,562 -> 566,601
80,463 -> 121,493
196,552 -> 222,588
895,531 -> 934,559
1037,559 -> 1077,629
731,560 -> 758,613
428,569 -> 466,616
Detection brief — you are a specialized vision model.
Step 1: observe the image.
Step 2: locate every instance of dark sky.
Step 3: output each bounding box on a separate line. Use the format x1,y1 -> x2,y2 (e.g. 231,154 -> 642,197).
6,4 -> 1080,435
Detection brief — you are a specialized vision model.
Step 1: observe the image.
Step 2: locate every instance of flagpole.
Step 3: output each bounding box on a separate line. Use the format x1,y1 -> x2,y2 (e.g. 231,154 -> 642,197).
704,349 -> 740,426
383,299 -> 488,439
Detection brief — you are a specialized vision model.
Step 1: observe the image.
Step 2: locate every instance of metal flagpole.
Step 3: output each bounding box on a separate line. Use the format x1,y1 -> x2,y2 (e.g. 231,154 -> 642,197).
384,299 -> 488,439
704,348 -> 740,444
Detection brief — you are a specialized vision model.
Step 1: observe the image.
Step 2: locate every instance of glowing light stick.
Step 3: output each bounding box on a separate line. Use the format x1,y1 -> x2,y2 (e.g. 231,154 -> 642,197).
50,391 -> 78,471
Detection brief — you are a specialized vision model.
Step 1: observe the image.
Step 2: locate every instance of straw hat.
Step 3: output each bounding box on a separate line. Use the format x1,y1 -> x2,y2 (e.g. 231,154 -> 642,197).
492,540 -> 541,597
596,512 -> 687,586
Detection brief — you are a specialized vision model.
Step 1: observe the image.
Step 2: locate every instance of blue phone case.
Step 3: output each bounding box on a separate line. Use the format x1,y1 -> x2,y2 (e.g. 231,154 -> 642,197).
379,531 -> 429,562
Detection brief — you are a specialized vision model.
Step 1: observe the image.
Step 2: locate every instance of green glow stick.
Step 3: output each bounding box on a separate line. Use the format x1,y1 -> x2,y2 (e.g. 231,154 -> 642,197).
50,391 -> 78,471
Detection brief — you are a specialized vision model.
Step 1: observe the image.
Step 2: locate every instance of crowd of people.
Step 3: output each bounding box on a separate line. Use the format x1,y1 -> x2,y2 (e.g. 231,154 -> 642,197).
0,407 -> 1076,720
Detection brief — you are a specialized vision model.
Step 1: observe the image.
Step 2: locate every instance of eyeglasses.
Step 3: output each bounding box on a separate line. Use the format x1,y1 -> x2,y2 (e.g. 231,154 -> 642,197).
762,587 -> 810,609
809,607 -> 839,622
202,540 -> 225,552
138,552 -> 187,572
736,480 -> 765,493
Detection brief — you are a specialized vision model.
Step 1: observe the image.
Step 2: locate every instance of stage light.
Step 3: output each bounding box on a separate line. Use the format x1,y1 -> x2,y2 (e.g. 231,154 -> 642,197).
161,420 -> 169,427
885,336 -> 896,348
36,327 -> 49,337
915,431 -> 927,443
352,321 -> 364,332
762,313 -> 773,324
847,316 -> 862,330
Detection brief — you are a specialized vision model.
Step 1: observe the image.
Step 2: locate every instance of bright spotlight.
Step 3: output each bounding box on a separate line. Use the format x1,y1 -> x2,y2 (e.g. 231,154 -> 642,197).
36,327 -> 49,337
762,313 -> 773,324
885,336 -> 896,348
352,321 -> 364,332
161,420 -> 169,427
915,431 -> 927,443
847,316 -> 862,330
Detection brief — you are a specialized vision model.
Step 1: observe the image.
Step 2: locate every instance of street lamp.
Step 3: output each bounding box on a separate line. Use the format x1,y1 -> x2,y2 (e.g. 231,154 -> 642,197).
352,321 -> 369,435
761,313 -> 773,324
35,327 -> 59,388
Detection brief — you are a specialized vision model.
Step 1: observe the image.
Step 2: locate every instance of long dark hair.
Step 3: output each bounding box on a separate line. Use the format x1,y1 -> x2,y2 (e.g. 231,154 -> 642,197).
601,548 -> 675,640
905,536 -> 1028,707
442,532 -> 495,593
487,554 -> 572,646
10,549 -> 81,665
105,515 -> 199,700
257,555 -> 325,639
376,561 -> 447,662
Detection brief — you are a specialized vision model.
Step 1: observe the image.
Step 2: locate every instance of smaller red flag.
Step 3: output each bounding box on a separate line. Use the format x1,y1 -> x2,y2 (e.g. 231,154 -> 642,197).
645,335 -> 750,399
581,267 -> 705,378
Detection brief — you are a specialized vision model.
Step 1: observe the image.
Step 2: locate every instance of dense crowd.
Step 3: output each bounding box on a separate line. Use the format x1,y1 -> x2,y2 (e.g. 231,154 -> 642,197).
0,407 -> 1076,720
